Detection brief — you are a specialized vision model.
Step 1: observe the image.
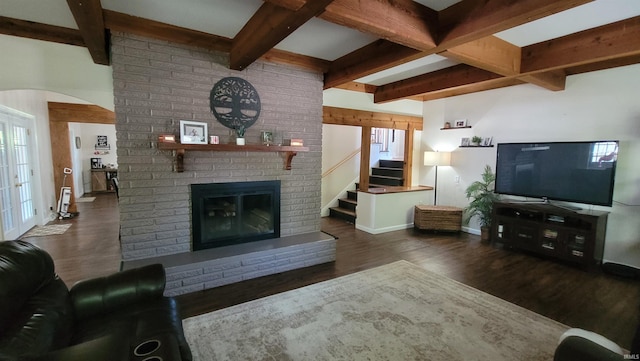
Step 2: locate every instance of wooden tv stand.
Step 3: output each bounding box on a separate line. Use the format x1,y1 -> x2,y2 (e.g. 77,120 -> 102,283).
491,201 -> 608,267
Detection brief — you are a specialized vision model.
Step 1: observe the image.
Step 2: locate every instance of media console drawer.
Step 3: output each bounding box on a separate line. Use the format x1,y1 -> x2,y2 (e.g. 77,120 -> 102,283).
491,201 -> 608,268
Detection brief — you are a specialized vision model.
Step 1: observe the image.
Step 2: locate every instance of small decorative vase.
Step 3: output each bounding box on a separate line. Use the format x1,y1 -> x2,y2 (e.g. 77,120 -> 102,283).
236,138 -> 245,145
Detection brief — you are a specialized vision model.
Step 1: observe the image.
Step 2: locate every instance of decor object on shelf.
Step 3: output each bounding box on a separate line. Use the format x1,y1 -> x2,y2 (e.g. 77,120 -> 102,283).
482,136 -> 493,146
454,119 -> 467,128
423,151 -> 451,205
283,138 -> 304,146
95,135 -> 110,150
461,137 -> 470,146
261,131 -> 273,145
464,165 -> 499,242
235,125 -> 246,145
75,136 -> 81,149
444,122 -> 451,129
209,135 -> 220,144
158,134 -> 176,143
180,120 -> 208,144
210,77 -> 261,132
471,136 -> 482,146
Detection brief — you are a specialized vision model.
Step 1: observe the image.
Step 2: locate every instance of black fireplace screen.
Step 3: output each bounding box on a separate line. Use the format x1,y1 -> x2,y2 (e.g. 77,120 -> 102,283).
191,180 -> 281,251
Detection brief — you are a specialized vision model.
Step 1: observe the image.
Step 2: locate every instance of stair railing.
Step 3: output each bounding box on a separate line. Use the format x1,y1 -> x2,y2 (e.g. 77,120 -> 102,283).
322,147 -> 361,178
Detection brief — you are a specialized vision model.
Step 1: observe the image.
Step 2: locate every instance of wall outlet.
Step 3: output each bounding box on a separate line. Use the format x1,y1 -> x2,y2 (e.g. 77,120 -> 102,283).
454,176 -> 460,184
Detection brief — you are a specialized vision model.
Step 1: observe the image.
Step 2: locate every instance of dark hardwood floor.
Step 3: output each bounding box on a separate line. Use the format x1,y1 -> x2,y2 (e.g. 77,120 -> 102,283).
21,193 -> 639,350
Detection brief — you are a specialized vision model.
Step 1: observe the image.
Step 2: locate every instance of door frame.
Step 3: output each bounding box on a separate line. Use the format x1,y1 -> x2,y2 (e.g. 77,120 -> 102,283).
48,102 -> 115,213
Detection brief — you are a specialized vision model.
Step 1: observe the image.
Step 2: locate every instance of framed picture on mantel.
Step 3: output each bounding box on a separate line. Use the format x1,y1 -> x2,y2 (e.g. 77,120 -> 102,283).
180,120 -> 208,144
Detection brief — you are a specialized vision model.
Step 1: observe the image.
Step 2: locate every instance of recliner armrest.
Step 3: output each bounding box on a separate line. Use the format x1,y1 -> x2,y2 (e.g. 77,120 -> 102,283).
554,328 -> 625,361
70,264 -> 166,320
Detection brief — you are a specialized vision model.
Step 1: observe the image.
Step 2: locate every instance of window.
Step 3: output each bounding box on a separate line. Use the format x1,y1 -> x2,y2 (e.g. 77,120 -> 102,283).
371,128 -> 390,152
590,141 -> 618,167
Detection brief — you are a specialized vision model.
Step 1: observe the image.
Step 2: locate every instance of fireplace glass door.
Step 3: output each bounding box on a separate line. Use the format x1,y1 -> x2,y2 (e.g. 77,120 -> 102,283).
192,181 -> 280,250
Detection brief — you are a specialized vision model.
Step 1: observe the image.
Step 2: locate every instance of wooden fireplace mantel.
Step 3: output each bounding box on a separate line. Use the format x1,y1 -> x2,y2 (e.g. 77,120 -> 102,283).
157,142 -> 309,172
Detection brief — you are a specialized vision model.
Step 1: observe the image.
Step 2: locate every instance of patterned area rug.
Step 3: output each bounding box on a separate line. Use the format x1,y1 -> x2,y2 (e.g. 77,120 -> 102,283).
21,224 -> 72,238
76,197 -> 96,203
182,260 -> 568,361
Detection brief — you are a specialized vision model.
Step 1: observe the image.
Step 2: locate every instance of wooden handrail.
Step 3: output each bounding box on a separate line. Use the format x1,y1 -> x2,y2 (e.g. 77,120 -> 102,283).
322,147 -> 361,178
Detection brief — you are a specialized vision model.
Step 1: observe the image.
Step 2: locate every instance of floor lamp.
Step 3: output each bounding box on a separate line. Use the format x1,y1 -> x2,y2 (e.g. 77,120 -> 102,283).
424,151 -> 451,205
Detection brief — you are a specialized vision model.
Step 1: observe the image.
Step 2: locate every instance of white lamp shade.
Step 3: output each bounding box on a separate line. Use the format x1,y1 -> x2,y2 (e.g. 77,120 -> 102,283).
424,151 -> 451,166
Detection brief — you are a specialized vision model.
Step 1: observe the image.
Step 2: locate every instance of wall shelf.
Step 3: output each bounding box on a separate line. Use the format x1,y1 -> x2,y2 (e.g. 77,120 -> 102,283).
157,142 -> 309,172
440,126 -> 472,130
459,145 -> 494,148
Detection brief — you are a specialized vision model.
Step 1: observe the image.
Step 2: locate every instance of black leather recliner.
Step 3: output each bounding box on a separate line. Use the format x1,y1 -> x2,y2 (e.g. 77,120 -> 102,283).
0,240 -> 192,361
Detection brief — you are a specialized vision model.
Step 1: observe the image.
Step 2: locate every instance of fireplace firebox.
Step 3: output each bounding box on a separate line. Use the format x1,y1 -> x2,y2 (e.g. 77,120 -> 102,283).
191,181 -> 281,251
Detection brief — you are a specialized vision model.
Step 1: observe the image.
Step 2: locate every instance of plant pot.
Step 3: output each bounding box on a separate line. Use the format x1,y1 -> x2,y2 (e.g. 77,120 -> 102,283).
236,138 -> 245,145
480,226 -> 491,243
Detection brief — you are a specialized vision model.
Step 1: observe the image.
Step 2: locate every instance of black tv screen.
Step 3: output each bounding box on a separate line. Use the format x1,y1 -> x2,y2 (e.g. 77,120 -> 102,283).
495,141 -> 618,206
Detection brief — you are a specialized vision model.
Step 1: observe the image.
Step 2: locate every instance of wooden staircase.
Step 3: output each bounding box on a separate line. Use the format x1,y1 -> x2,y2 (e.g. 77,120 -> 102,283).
369,159 -> 405,187
329,160 -> 404,223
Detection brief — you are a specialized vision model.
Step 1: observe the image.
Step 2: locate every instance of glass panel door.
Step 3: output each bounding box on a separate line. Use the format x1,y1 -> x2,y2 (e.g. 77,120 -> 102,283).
0,105 -> 37,239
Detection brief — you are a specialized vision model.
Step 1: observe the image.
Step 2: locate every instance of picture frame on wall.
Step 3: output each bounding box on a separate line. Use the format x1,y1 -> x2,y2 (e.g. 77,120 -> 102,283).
461,137 -> 471,146
180,120 -> 208,144
482,136 -> 493,147
454,119 -> 468,128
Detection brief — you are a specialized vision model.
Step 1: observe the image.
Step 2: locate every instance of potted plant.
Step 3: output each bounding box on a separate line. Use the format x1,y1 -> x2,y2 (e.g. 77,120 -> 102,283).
463,165 -> 499,242
471,136 -> 482,146
235,126 -> 246,145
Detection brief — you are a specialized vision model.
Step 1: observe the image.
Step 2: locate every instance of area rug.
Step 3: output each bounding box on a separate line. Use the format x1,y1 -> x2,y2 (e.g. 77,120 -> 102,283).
76,197 -> 96,202
21,224 -> 72,238
182,260 -> 568,361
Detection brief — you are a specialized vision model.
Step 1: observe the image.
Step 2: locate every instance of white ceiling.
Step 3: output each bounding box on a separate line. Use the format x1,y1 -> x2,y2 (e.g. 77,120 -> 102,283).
2,0 -> 640,96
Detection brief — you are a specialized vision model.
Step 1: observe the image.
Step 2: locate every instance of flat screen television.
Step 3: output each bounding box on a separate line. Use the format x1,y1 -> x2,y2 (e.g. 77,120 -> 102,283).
495,141 -> 618,207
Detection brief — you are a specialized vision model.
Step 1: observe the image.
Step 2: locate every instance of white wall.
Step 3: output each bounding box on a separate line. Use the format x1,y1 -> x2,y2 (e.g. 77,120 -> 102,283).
0,35 -> 114,110
321,124 -> 361,215
0,90 -> 57,224
420,64 -> 640,269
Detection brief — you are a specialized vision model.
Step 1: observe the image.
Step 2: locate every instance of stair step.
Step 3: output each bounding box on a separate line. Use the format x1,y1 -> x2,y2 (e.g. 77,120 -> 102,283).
379,159 -> 404,169
372,167 -> 404,177
369,175 -> 404,186
338,197 -> 357,211
329,207 -> 356,223
347,190 -> 358,201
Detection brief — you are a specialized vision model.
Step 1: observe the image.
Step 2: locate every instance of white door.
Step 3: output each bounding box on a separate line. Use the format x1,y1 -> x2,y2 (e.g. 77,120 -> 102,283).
0,106 -> 37,239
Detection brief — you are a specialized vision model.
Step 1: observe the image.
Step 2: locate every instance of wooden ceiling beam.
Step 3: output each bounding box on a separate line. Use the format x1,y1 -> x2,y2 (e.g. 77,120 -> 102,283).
324,39 -> 423,89
267,0 -> 439,52
66,0 -> 109,65
319,0 -> 438,51
376,15 -> 640,103
374,64 -> 506,103
323,106 -> 423,131
438,0 -> 594,48
230,0 -> 334,71
48,102 -> 115,124
324,0 -> 590,89
103,10 -> 231,53
105,10 -> 330,72
333,82 -> 377,94
442,36 -> 566,91
0,16 -> 84,47
420,77 -> 525,102
521,16 -> 640,73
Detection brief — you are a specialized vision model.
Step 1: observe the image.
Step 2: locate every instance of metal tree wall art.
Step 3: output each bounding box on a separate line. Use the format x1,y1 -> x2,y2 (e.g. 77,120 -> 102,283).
209,77 -> 261,131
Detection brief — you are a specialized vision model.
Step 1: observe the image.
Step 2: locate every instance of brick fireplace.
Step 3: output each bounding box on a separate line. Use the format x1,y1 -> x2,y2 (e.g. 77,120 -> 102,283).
112,32 -> 334,295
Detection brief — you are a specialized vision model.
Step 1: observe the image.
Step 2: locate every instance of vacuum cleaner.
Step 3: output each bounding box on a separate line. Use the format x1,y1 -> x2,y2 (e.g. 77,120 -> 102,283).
57,167 -> 73,220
